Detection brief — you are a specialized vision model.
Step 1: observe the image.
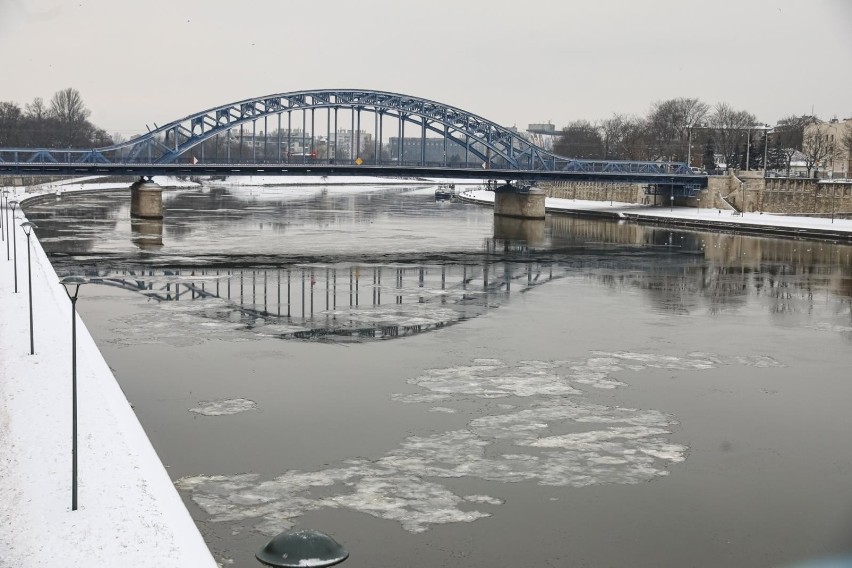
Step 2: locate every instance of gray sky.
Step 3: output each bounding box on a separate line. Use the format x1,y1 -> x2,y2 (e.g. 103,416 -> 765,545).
1,0 -> 850,137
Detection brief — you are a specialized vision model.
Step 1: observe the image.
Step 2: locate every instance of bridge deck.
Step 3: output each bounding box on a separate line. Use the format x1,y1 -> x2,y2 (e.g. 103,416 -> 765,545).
0,162 -> 707,186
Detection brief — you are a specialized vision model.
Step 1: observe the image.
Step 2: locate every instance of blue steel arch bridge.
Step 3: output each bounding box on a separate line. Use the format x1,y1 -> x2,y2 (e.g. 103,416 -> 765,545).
0,89 -> 704,194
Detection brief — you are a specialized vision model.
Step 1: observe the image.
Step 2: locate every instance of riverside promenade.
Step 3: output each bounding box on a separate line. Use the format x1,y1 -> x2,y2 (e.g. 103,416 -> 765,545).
0,185 -> 217,567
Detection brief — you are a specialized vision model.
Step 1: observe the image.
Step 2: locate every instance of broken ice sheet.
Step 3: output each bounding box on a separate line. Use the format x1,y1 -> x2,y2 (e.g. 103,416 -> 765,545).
189,398 -> 258,416
174,351 -> 790,536
177,392 -> 687,534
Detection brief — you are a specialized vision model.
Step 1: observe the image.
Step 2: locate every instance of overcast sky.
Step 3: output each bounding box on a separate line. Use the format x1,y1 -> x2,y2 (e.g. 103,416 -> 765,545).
1,0 -> 850,137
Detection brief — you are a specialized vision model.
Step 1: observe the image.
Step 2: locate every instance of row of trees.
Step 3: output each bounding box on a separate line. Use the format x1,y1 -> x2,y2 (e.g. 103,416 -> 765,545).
0,88 -> 112,148
552,97 -> 851,175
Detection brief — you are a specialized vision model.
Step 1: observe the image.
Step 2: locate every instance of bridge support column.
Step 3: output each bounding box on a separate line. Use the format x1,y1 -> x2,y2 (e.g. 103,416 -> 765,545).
130,177 -> 163,219
493,185 -> 546,220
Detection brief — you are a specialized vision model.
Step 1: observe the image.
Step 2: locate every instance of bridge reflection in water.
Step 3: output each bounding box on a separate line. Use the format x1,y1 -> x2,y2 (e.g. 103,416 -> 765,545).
87,261 -> 560,341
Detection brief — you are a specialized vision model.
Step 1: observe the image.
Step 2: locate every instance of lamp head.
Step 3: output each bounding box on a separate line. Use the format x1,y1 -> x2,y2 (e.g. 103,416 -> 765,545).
60,276 -> 88,286
256,529 -> 348,568
9,200 -> 18,210
20,221 -> 37,236
59,275 -> 89,299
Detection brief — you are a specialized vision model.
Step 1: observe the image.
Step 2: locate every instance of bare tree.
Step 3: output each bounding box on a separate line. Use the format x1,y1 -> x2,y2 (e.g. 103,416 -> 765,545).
25,97 -> 49,120
620,116 -> 653,161
0,101 -> 23,146
50,87 -> 92,146
599,114 -> 625,159
772,115 -> 811,175
708,103 -> 757,168
647,97 -> 709,161
802,122 -> 839,177
554,120 -> 604,159
841,127 -> 852,176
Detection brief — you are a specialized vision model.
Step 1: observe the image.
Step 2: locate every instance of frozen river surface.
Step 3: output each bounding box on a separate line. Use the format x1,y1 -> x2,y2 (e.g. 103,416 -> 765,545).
25,183 -> 852,567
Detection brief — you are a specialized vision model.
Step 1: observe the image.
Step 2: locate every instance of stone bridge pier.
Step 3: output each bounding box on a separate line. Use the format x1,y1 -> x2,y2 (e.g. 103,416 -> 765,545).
130,177 -> 164,219
493,183 -> 546,220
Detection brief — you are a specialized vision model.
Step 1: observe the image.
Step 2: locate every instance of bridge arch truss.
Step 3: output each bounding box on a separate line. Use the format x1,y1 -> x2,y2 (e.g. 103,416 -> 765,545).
0,89 -> 691,176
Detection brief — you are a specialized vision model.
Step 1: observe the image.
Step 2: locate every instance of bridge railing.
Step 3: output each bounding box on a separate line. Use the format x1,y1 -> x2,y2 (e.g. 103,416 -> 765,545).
0,148 -> 693,176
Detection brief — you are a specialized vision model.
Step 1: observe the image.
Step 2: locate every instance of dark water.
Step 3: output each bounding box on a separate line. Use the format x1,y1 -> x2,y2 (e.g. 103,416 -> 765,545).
25,184 -> 852,568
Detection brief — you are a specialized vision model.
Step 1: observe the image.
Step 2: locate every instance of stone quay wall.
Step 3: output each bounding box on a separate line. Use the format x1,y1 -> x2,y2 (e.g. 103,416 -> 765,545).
757,178 -> 852,216
544,173 -> 852,218
544,181 -> 645,204
543,180 -> 729,210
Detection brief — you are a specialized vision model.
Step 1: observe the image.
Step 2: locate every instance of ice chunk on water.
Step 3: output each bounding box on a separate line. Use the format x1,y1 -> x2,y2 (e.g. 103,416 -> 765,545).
189,398 -> 258,416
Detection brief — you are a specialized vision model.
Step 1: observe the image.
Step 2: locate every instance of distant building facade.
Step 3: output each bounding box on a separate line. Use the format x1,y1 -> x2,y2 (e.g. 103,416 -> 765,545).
803,118 -> 852,178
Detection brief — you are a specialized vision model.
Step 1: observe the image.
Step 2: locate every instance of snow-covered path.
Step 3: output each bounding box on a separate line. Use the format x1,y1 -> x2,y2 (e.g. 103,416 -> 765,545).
0,185 -> 216,568
459,189 -> 852,239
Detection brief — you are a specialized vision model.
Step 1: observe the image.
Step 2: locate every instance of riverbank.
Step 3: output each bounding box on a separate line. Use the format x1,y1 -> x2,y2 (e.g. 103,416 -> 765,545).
458,189 -> 852,242
0,185 -> 217,567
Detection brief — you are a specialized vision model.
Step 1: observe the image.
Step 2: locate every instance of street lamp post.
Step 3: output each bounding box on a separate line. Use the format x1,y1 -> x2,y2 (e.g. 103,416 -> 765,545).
762,126 -> 773,177
60,275 -> 89,511
9,200 -> 19,292
21,222 -> 37,355
2,189 -> 9,253
745,128 -> 752,171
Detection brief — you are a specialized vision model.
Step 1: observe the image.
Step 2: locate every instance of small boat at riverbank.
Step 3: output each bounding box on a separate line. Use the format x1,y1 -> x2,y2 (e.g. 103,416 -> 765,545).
435,183 -> 455,200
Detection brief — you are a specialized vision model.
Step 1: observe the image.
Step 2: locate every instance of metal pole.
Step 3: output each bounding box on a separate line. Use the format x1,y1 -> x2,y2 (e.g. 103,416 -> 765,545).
763,127 -> 770,177
4,193 -> 9,257
71,294 -> 77,511
239,124 -> 244,163
10,202 -> 19,291
27,237 -> 33,353
21,223 -> 37,354
745,128 -> 751,171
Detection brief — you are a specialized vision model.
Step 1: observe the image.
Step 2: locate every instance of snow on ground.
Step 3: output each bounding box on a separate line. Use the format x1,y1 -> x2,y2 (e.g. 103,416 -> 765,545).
0,193 -> 216,567
33,175 -> 200,193
459,189 -> 852,236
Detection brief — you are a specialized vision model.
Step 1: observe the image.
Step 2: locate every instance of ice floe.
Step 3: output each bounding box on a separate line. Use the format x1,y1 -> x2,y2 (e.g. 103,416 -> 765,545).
189,398 -> 258,416
176,350 -> 780,535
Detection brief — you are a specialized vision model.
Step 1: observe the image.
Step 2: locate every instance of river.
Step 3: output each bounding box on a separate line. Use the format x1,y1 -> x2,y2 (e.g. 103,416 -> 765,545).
23,182 -> 852,567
